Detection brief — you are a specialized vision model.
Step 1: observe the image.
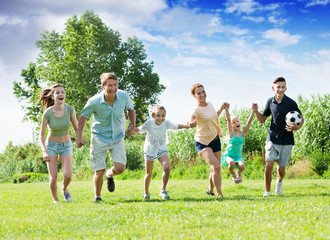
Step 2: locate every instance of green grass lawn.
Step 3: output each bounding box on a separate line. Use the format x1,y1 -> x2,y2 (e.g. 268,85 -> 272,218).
0,179 -> 329,239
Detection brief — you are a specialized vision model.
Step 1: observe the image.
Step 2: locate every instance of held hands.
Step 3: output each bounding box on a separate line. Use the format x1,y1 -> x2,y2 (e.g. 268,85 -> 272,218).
126,125 -> 135,137
76,136 -> 85,148
189,120 -> 197,128
222,102 -> 230,110
251,103 -> 258,112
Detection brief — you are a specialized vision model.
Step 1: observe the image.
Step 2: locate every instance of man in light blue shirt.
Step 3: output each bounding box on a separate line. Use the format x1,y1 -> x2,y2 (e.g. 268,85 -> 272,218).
77,72 -> 135,202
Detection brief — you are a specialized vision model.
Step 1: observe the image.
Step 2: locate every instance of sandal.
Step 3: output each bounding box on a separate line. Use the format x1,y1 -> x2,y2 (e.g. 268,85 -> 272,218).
143,193 -> 150,200
206,188 -> 215,196
159,190 -> 170,200
236,170 -> 243,183
231,173 -> 239,184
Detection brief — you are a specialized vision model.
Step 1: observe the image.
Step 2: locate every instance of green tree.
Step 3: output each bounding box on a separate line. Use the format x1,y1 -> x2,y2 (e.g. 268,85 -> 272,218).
13,10 -> 164,124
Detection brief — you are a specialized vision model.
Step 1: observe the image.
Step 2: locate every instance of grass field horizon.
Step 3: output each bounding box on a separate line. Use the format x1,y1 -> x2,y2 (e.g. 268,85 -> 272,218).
1,179 -> 329,239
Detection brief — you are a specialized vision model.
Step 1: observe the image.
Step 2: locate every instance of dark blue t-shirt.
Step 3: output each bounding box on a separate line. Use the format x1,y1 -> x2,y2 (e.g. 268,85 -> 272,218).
262,95 -> 301,145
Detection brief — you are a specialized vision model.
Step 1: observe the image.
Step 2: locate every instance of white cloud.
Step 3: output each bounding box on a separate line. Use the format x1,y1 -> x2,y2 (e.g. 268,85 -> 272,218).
224,0 -> 280,15
242,15 -> 265,23
262,29 -> 301,45
0,15 -> 27,26
317,50 -> 330,59
170,54 -> 218,67
268,14 -> 288,26
306,0 -> 330,7
319,32 -> 330,38
225,0 -> 261,14
154,6 -> 247,36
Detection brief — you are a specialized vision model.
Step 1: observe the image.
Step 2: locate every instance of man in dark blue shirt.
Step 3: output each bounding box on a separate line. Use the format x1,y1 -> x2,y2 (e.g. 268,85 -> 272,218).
252,77 -> 304,197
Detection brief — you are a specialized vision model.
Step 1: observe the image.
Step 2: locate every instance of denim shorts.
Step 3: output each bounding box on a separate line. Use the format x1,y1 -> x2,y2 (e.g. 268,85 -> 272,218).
195,135 -> 221,153
46,140 -> 73,156
144,150 -> 168,161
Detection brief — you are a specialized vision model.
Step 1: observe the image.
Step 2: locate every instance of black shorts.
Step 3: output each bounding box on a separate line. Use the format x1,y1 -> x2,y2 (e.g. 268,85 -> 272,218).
195,135 -> 221,153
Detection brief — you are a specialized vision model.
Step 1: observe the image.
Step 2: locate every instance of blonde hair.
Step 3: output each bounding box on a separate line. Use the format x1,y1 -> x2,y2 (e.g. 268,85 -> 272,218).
38,83 -> 64,111
191,83 -> 204,96
151,105 -> 166,117
100,72 -> 117,86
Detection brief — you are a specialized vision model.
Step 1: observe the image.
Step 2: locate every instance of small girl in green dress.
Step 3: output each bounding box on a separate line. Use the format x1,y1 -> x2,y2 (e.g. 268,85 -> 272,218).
221,102 -> 254,183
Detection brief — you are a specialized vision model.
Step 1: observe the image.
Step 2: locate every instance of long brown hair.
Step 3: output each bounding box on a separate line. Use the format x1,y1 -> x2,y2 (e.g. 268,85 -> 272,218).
38,83 -> 64,111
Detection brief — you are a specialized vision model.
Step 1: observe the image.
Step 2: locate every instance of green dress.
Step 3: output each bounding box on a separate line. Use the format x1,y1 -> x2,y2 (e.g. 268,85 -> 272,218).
221,132 -> 245,166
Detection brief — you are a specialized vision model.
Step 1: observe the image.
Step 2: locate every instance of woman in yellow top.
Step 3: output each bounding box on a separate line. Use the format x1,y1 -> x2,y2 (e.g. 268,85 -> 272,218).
189,83 -> 224,197
39,84 -> 78,203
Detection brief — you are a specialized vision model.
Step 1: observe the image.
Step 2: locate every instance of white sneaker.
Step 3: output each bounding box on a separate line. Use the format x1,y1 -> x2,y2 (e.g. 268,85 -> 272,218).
275,180 -> 283,195
263,191 -> 271,197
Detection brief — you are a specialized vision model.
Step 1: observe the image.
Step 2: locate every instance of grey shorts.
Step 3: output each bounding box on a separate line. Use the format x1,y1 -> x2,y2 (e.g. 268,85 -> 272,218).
265,141 -> 293,167
90,135 -> 127,171
46,140 -> 72,156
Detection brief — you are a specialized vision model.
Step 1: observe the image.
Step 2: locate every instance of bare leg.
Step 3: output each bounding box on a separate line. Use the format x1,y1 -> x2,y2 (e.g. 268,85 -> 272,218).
200,148 -> 222,196
46,156 -> 59,202
277,165 -> 285,182
158,155 -> 171,191
265,161 -> 274,192
94,169 -> 105,197
60,154 -> 73,193
106,162 -> 126,177
237,161 -> 245,183
144,160 -> 154,195
227,158 -> 236,176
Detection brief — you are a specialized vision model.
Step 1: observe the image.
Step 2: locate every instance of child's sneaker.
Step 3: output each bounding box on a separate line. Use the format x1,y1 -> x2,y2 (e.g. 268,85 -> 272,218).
263,191 -> 271,197
143,193 -> 150,200
275,180 -> 283,195
159,190 -> 170,200
63,190 -> 72,202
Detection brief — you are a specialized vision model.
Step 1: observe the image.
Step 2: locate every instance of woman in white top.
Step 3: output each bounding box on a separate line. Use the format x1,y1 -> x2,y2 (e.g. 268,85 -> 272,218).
135,105 -> 190,200
189,83 -> 224,197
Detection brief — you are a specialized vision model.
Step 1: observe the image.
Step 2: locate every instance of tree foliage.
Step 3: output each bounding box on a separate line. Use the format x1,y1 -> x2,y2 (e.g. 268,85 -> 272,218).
13,10 -> 165,124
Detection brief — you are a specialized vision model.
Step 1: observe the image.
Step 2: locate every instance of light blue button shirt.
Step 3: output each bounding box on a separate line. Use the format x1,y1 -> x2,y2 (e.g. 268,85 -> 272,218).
81,90 -> 134,143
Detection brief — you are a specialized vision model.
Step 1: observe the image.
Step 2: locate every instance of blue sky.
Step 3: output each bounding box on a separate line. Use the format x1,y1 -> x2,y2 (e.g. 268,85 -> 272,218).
0,0 -> 329,152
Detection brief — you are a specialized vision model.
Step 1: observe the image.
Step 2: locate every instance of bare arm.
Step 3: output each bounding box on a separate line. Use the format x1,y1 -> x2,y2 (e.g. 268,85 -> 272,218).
242,111 -> 254,138
188,114 -> 197,128
223,103 -> 233,137
71,109 -> 79,136
178,123 -> 190,129
39,117 -> 50,162
126,109 -> 136,137
76,115 -> 87,148
217,104 -> 225,116
252,103 -> 267,123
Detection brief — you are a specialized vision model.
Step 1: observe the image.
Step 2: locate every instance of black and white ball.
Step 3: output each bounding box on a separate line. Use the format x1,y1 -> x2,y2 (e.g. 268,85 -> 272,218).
285,111 -> 302,125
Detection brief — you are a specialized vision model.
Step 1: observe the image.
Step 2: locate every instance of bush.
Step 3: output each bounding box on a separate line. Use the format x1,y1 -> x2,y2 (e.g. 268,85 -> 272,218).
286,159 -> 318,179
168,128 -> 198,167
308,150 -> 330,176
295,94 -> 330,155
12,172 -> 49,183
241,151 -> 265,180
125,140 -> 144,171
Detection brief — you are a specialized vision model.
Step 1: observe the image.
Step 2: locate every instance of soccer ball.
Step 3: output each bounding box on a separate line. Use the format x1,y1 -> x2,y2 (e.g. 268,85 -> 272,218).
285,111 -> 302,125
